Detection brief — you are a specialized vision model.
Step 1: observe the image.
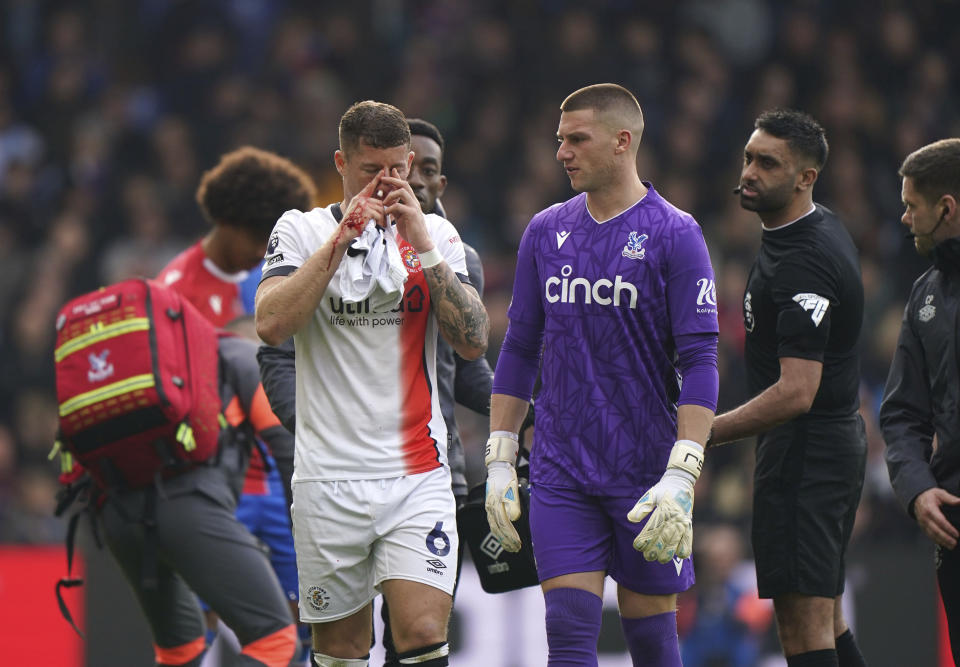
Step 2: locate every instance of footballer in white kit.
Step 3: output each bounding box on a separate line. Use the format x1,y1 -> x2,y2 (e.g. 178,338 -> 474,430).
261,203 -> 468,620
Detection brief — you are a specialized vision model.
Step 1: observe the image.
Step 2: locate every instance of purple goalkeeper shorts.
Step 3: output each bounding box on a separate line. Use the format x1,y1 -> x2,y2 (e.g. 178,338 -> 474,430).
529,482 -> 695,595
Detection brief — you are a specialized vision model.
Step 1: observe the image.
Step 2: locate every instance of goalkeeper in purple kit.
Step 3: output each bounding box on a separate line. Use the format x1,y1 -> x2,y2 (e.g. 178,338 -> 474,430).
486,83 -> 719,666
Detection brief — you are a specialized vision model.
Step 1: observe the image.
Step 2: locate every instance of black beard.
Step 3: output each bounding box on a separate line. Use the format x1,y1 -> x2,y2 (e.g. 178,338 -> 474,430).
739,187 -> 793,214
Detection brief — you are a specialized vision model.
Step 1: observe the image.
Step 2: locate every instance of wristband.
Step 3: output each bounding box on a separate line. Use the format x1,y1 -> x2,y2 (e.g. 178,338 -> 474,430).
418,247 -> 444,269
667,439 -> 704,480
485,432 -> 519,466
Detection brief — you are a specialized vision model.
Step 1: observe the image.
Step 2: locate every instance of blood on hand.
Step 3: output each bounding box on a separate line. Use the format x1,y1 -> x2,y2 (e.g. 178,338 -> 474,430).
327,200 -> 371,269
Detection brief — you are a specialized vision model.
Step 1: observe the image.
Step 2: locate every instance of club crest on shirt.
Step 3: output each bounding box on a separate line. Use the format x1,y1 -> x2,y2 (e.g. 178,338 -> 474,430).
919,294 -> 936,323
622,231 -> 648,260
402,247 -> 421,271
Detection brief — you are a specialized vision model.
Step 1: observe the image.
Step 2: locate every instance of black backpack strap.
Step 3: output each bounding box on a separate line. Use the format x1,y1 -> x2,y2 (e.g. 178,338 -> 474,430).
54,476 -> 92,518
56,511 -> 86,639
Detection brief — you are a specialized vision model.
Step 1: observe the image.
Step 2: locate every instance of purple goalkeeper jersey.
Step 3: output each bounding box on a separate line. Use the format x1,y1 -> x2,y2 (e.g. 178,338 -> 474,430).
505,186 -> 718,493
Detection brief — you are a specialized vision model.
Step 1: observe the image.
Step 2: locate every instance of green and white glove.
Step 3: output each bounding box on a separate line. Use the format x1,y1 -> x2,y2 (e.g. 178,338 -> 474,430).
484,431 -> 522,553
627,439 -> 704,563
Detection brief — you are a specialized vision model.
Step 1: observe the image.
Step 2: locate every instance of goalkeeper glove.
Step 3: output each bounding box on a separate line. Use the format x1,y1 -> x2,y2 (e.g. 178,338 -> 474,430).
484,431 -> 522,552
627,439 -> 704,564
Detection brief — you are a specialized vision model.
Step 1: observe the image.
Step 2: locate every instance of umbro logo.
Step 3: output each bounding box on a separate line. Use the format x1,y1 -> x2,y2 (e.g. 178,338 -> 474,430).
480,532 -> 504,560
556,230 -> 570,249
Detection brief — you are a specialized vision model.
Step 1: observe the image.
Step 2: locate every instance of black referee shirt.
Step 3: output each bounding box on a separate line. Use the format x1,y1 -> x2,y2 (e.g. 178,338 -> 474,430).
742,204 -> 864,420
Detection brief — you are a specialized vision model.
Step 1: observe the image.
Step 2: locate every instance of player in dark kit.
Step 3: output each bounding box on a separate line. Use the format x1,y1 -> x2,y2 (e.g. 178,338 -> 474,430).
708,110 -> 868,667
880,138 -> 960,663
63,333 -> 298,667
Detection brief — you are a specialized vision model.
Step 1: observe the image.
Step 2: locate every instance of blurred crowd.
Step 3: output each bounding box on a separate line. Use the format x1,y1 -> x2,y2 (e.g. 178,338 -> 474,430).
0,0 -> 957,656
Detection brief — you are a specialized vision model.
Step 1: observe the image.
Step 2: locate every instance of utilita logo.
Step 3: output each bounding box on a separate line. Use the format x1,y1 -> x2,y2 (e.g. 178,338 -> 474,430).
545,265 -> 639,309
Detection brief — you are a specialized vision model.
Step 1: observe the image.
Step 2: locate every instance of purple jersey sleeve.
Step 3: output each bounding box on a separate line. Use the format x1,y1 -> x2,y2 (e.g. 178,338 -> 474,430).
492,319 -> 542,401
505,212 -> 547,328
494,220 -> 546,399
665,222 -> 719,336
675,332 -> 719,411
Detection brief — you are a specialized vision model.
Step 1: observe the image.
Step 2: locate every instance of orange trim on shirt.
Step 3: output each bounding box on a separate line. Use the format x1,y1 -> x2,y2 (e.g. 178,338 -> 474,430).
241,623 -> 297,667
154,636 -> 205,665
397,243 -> 440,475
249,384 -> 282,433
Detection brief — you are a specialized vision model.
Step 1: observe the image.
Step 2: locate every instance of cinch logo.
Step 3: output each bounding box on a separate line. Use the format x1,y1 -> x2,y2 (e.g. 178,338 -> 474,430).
545,265 -> 638,309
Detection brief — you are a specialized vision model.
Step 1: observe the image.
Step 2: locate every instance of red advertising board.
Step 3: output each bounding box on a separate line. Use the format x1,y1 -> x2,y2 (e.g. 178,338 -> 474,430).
0,546 -> 84,666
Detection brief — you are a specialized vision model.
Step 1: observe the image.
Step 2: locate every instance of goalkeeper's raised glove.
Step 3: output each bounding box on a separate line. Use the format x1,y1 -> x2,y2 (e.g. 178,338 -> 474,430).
627,439 -> 704,564
484,431 -> 522,552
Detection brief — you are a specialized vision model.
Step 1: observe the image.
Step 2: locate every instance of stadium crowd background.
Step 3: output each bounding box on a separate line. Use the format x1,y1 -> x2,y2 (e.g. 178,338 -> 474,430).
0,1 -> 958,663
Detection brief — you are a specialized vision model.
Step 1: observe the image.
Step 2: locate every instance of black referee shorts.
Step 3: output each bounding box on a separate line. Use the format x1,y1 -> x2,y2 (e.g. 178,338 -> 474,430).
751,414 -> 866,599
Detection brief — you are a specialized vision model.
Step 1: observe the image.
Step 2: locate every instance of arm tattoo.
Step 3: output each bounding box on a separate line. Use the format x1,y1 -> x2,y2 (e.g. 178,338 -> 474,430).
424,262 -> 489,355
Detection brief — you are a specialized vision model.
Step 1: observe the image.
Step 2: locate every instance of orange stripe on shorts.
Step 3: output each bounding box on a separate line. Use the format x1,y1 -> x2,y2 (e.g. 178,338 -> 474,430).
154,635 -> 205,665
241,623 -> 297,667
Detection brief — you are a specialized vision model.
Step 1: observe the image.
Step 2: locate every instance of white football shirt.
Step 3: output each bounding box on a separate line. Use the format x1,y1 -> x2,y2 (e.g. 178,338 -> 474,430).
263,205 -> 468,481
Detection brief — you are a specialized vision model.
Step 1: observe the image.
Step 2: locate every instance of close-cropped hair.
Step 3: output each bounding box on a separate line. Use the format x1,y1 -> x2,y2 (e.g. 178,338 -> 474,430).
339,100 -> 411,156
561,83 -> 641,116
195,146 -> 316,236
560,83 -> 644,133
899,138 -> 960,204
755,109 -> 829,170
407,118 -> 445,156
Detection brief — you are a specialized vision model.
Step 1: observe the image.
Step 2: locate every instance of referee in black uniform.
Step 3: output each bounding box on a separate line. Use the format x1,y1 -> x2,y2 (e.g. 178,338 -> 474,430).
880,138 -> 960,663
708,110 -> 868,667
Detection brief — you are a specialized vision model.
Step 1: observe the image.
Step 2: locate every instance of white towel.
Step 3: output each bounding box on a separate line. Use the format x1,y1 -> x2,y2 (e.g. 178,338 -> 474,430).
338,221 -> 408,310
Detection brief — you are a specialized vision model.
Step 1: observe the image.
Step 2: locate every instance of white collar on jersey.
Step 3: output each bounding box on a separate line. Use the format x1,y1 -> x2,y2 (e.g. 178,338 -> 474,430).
202,256 -> 250,283
761,204 -> 817,232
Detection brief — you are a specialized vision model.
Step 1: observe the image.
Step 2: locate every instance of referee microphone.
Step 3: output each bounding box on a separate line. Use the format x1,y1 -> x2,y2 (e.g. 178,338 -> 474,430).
905,209 -> 947,240
732,186 -> 742,194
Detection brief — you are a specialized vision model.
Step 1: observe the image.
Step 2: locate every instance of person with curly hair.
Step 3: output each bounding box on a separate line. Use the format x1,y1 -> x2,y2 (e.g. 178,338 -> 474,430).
158,146 -> 317,326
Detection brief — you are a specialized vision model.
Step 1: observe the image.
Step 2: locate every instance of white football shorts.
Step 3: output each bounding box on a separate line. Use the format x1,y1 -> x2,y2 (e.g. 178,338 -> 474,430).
293,466 -> 458,623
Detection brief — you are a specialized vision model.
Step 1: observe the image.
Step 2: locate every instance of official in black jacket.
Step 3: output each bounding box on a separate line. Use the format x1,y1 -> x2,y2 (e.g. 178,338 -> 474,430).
880,137 -> 960,663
